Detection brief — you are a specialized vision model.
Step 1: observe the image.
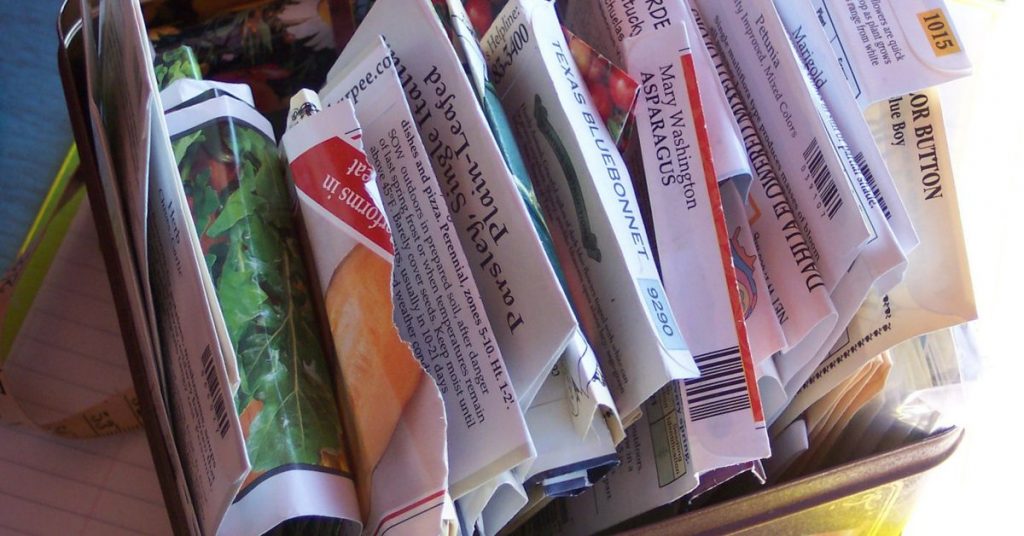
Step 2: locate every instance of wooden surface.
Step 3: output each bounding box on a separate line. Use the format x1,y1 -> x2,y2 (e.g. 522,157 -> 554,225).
0,0 -> 72,269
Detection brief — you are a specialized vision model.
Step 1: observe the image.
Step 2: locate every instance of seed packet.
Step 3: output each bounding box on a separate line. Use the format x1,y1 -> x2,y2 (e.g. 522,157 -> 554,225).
162,69 -> 358,535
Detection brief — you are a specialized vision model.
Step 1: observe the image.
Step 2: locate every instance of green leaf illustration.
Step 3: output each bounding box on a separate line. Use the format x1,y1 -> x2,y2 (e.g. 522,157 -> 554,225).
170,114 -> 343,478
154,46 -> 202,90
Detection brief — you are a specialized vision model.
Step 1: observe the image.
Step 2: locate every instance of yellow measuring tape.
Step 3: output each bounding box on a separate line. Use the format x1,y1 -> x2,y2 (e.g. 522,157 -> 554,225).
0,147 -> 143,439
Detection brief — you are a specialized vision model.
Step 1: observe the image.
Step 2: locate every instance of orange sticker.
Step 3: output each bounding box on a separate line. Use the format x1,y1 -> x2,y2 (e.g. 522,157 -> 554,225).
917,8 -> 962,57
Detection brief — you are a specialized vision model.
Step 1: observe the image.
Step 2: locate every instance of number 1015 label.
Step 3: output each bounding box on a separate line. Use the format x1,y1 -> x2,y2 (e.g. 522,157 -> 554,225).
917,8 -> 962,57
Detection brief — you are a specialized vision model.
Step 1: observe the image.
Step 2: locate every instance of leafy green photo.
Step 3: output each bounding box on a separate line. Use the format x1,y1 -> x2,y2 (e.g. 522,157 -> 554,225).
154,46 -> 202,89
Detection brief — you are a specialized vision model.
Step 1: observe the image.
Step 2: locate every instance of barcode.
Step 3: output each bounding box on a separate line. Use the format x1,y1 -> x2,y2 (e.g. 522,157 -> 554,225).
201,345 -> 231,439
803,138 -> 843,220
853,151 -> 891,220
683,346 -> 751,422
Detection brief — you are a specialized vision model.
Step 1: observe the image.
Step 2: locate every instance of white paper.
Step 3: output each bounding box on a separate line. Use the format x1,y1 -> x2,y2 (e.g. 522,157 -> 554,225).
691,7 -> 838,362
544,383 -> 698,536
282,87 -> 452,536
477,349 -> 620,534
813,0 -> 971,107
519,360 -> 618,488
773,6 -> 911,375
160,79 -> 255,111
0,200 -> 162,535
720,179 -> 786,364
463,471 -> 526,536
483,0 -> 698,425
563,0 -> 769,474
325,0 -> 580,414
693,0 -> 871,291
322,40 -> 535,501
774,261 -> 876,403
160,96 -> 264,536
682,8 -> 754,196
79,2 -> 202,529
0,426 -> 172,535
97,0 -> 152,290
557,331 -> 624,444
773,88 -> 976,431
776,0 -> 920,255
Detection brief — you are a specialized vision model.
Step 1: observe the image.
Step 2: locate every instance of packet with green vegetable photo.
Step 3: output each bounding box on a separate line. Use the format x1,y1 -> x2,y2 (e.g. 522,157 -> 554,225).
160,51 -> 360,535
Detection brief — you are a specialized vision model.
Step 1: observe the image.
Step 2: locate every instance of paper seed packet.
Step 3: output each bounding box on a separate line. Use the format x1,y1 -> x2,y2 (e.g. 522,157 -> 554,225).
281,89 -> 453,536
693,0 -> 912,421
160,57 -> 354,534
320,35 -> 535,505
481,0 -> 700,426
811,0 -> 972,107
693,0 -> 873,294
436,1 -> 625,530
328,0 -> 585,432
461,1 -> 641,147
319,0 -> 633,530
563,0 -> 770,480
537,3 -> 770,531
440,0 -> 624,448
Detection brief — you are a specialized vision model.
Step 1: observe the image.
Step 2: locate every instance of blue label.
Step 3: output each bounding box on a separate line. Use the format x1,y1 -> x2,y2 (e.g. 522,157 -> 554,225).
638,278 -> 687,351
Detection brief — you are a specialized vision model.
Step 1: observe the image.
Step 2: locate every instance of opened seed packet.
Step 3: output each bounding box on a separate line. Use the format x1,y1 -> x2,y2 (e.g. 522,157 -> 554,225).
322,36 -> 535,503
327,0 -> 584,421
282,90 -> 453,536
162,77 -> 358,535
564,0 -> 770,482
482,0 -> 699,425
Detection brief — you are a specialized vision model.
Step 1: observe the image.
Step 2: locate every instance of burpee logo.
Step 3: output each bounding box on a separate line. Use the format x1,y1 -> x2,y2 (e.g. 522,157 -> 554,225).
290,137 -> 394,256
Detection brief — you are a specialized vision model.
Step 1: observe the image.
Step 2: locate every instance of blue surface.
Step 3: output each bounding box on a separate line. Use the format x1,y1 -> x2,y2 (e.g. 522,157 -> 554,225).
0,0 -> 72,269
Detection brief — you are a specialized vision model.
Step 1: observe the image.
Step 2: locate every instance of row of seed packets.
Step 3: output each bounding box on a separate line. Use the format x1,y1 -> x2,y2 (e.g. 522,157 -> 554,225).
532,0 -> 975,532
152,0 -> 975,533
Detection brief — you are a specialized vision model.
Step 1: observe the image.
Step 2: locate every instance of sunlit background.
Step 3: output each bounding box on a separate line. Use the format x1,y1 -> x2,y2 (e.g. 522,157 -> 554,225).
904,0 -> 1023,533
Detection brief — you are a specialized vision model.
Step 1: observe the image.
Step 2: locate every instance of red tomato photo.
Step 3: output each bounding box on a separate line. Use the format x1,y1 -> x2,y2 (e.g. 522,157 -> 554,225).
465,0 -> 496,35
610,69 -> 638,112
589,84 -> 613,120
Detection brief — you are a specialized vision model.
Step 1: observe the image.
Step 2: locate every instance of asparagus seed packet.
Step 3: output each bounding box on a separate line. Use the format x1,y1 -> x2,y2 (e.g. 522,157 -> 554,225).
282,90 -> 453,536
161,72 -> 359,535
482,0 -> 699,426
564,0 -> 770,479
